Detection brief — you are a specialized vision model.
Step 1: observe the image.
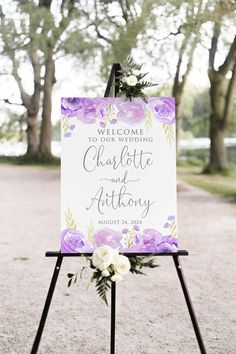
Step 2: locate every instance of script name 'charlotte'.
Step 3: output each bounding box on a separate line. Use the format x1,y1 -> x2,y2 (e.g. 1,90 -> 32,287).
83,145 -> 153,172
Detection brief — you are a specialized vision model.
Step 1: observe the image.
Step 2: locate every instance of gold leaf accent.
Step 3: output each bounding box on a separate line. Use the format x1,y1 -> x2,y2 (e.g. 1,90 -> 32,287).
87,222 -> 95,242
125,228 -> 135,248
169,220 -> 177,237
62,115 -> 70,133
104,104 -> 115,125
163,124 -> 174,145
64,208 -> 77,230
145,109 -> 152,132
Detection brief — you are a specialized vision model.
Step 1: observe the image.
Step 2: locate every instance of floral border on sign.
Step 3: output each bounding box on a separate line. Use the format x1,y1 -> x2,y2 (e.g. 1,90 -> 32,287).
61,208 -> 177,254
61,97 -> 176,145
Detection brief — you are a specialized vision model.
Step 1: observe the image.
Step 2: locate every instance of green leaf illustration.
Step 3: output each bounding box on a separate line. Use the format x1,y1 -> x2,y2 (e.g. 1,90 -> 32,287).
62,115 -> 70,134
145,109 -> 152,132
163,124 -> 175,145
87,222 -> 95,242
64,208 -> 77,230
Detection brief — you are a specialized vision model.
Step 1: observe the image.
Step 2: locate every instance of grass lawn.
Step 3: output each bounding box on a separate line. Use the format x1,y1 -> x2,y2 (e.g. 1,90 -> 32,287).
0,155 -> 60,168
177,163 -> 236,202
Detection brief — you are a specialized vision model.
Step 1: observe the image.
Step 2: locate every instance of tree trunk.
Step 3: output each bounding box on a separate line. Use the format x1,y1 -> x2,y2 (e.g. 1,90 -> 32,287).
209,114 -> 228,171
26,113 -> 39,155
38,45 -> 55,160
173,89 -> 182,150
206,73 -> 228,171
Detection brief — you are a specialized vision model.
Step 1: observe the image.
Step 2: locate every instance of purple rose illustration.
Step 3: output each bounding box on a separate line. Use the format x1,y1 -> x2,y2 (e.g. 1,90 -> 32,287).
61,228 -> 92,253
116,99 -> 146,125
94,228 -> 123,249
77,98 -> 106,124
131,228 -> 177,253
147,97 -> 175,125
61,98 -> 83,117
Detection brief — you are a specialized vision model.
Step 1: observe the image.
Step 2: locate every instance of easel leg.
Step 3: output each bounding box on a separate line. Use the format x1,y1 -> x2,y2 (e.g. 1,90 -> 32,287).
110,281 -> 116,354
31,256 -> 63,354
173,255 -> 207,354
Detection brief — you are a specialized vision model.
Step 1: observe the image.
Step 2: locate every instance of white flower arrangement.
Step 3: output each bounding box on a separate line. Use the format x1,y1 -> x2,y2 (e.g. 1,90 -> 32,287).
68,245 -> 158,305
117,57 -> 157,100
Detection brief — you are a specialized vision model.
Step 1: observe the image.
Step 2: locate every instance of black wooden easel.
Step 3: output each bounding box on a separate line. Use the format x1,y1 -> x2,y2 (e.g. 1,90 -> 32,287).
30,64 -> 207,354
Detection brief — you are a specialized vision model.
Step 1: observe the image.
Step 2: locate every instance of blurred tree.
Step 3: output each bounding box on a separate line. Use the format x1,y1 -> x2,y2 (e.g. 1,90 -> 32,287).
81,0 -> 158,76
0,108 -> 26,141
0,0 -> 96,160
207,23 -> 236,172
0,4 -> 41,155
172,0 -> 204,146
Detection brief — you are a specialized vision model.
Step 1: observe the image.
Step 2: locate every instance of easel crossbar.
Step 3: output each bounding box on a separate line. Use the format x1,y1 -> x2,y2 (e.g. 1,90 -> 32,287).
45,250 -> 189,257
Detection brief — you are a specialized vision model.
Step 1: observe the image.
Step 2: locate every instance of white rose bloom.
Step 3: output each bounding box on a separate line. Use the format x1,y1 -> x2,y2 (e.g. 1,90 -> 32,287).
102,269 -> 110,277
111,273 -> 123,282
113,255 -> 131,276
121,76 -> 127,83
132,69 -> 140,76
92,246 -> 116,271
126,75 -> 138,86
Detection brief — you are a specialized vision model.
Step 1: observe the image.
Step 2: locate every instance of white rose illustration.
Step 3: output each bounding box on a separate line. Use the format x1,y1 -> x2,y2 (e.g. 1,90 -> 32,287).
113,255 -> 131,276
92,246 -> 116,271
126,75 -> 138,86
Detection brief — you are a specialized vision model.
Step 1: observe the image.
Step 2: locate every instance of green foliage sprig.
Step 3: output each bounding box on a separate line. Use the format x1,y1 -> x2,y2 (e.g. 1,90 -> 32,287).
67,255 -> 159,305
117,57 -> 157,100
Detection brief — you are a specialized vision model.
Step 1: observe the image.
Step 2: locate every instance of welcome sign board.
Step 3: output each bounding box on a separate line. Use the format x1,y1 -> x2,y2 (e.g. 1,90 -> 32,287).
61,97 -> 177,253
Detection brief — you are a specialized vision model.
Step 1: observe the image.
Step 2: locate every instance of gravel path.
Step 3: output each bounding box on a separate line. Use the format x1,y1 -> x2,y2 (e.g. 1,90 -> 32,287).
0,164 -> 236,354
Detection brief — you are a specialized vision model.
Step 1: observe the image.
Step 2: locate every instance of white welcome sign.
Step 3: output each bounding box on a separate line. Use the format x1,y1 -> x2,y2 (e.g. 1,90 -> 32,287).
60,97 -> 177,253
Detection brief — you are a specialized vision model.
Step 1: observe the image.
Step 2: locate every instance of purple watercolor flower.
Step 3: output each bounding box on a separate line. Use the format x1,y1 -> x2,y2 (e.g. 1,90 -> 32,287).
122,228 -> 129,234
111,119 -> 117,124
61,228 -> 92,253
147,97 -> 175,125
132,228 -> 177,253
168,215 -> 175,221
64,132 -> 72,138
116,99 -> 146,125
94,228 -> 123,249
99,121 -> 106,128
70,124 -> 75,130
164,222 -> 169,228
77,98 -> 106,124
61,98 -> 84,117
133,224 -> 140,231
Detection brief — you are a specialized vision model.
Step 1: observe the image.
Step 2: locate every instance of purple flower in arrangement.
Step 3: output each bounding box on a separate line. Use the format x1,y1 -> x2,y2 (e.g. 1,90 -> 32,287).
61,98 -> 84,117
147,97 -> 175,125
70,124 -> 75,130
164,222 -> 169,228
64,132 -> 72,138
94,228 -> 123,249
116,99 -> 146,125
61,228 -> 92,253
133,224 -> 140,231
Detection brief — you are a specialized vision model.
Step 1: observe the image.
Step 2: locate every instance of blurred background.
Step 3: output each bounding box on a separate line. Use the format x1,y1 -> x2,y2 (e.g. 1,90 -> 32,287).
0,1 -> 236,184
0,1 -> 236,353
